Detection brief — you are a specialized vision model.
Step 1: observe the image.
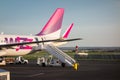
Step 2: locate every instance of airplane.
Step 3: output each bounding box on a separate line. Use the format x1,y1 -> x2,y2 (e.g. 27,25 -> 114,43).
0,8 -> 81,70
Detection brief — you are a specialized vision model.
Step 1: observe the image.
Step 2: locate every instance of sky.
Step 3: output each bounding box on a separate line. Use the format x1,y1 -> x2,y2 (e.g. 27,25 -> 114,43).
0,0 -> 120,47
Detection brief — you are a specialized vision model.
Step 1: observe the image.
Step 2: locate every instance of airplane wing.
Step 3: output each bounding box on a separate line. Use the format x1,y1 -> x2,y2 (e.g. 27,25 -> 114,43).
0,38 -> 81,47
45,44 -> 79,70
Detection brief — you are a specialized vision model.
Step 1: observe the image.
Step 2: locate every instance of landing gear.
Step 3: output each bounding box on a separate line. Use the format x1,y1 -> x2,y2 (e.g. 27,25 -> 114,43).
41,63 -> 46,67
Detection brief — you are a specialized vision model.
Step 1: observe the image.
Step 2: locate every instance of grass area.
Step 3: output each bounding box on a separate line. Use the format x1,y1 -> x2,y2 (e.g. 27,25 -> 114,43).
64,51 -> 75,58
76,58 -> 120,61
88,51 -> 120,55
23,50 -> 75,60
23,50 -> 120,60
23,51 -> 49,60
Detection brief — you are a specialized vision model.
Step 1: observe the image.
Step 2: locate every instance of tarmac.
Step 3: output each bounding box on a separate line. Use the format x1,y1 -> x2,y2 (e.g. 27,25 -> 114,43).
1,60 -> 120,80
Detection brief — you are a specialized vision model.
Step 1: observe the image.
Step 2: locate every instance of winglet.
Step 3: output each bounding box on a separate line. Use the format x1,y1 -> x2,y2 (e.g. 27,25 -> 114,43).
62,23 -> 73,39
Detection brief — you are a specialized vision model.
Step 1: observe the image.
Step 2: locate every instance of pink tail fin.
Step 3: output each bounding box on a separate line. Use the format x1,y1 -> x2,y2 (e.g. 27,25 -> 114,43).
62,23 -> 74,39
37,8 -> 64,36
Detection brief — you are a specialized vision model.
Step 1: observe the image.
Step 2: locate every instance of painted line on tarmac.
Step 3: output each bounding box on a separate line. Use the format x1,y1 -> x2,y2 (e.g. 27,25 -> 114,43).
28,73 -> 45,77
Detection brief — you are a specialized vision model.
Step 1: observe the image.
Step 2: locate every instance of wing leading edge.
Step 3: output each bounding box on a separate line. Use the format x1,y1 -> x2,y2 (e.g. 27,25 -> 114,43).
0,38 -> 81,47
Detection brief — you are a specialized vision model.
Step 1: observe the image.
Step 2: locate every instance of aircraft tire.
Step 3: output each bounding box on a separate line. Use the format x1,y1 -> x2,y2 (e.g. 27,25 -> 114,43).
42,63 -> 46,67
61,63 -> 65,67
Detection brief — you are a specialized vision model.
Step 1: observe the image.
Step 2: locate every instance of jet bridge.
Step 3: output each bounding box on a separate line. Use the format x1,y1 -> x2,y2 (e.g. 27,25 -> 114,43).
45,44 -> 78,70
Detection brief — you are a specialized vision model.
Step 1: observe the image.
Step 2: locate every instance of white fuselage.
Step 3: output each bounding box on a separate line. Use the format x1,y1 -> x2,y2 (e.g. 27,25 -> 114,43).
0,29 -> 64,56
0,34 -> 45,56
